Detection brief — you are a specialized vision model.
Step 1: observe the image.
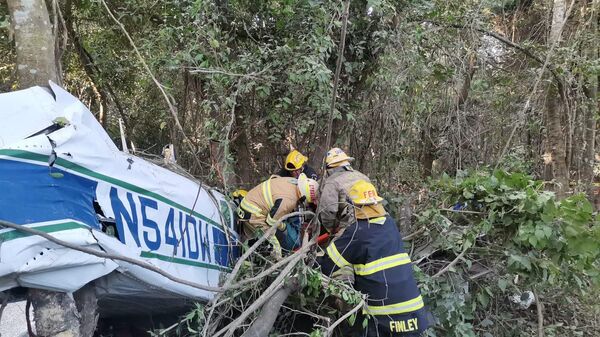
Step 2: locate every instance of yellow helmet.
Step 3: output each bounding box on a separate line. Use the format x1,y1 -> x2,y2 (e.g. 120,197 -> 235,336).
348,180 -> 384,205
231,189 -> 248,198
285,149 -> 308,171
325,148 -> 354,168
298,173 -> 319,204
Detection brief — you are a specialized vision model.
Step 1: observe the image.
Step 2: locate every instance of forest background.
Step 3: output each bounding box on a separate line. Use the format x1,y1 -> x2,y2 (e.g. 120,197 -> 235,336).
0,0 -> 599,336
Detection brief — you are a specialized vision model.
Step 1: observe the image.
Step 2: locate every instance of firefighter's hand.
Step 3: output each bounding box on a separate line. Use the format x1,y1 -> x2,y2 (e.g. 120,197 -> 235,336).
267,235 -> 283,261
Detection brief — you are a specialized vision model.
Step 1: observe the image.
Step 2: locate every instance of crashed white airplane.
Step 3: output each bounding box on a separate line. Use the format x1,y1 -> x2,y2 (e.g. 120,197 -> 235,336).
0,83 -> 240,317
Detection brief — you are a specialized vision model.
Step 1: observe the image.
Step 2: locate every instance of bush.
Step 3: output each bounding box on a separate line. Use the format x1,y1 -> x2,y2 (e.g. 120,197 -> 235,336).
413,170 -> 600,336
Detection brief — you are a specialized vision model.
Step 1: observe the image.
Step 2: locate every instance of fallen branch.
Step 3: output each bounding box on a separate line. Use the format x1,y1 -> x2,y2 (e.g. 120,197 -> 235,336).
0,219 -> 220,292
433,248 -> 468,278
325,299 -> 365,337
403,228 -> 425,241
218,211 -> 316,293
215,251 -> 307,337
202,211 -> 315,336
230,242 -> 315,289
534,290 -> 544,337
439,208 -> 486,215
240,278 -> 301,337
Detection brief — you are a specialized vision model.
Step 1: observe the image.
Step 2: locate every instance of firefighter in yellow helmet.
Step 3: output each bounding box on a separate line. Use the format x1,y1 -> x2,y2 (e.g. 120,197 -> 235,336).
317,147 -> 371,232
318,180 -> 430,336
231,189 -> 248,208
237,173 -> 319,259
277,149 -> 319,180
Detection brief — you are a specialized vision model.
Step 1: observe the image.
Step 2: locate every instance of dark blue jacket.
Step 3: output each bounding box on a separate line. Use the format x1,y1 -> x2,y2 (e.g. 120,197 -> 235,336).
277,165 -> 319,181
318,215 -> 429,336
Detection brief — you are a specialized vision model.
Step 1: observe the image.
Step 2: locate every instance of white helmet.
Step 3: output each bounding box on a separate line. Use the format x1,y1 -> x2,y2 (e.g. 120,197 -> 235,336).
297,173 -> 319,204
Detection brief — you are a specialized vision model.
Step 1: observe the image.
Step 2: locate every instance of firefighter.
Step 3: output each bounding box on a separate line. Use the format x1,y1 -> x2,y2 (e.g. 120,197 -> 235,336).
231,189 -> 248,209
317,148 -> 371,232
318,180 -> 429,337
237,173 -> 319,258
277,149 -> 319,180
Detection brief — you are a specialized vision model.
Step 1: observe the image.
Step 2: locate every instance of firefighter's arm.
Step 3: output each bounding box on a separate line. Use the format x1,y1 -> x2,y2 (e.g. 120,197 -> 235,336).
266,198 -> 296,231
317,223 -> 360,276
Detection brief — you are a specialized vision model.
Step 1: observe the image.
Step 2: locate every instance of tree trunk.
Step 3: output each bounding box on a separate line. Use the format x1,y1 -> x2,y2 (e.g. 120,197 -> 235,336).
64,0 -> 110,127
581,0 -> 599,188
29,289 -> 81,337
420,128 -> 435,178
7,0 -> 84,336
7,0 -> 58,88
545,85 -> 569,197
74,284 -> 99,337
549,0 -> 566,44
543,0 -> 569,198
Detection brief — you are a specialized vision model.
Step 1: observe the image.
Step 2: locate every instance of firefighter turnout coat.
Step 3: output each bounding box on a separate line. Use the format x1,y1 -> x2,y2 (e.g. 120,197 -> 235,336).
237,176 -> 301,248
318,215 -> 429,336
317,165 -> 370,229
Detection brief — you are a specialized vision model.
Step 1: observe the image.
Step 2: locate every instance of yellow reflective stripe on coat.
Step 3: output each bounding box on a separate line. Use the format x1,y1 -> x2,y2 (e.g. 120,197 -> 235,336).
240,199 -> 264,216
369,216 -> 386,224
364,296 -> 424,316
261,179 -> 274,209
354,253 -> 411,276
326,242 -> 352,269
266,214 -> 278,226
266,214 -> 285,230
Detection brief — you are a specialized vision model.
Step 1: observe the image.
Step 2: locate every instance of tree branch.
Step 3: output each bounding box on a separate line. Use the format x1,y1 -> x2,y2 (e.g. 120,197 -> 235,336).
0,219 -> 221,292
325,299 -> 365,337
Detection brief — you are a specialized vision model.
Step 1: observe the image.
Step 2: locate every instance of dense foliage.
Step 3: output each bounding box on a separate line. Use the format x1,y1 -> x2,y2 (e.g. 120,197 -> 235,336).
413,170 -> 600,336
1,0 -> 599,336
2,0 -> 598,191
152,170 -> 600,336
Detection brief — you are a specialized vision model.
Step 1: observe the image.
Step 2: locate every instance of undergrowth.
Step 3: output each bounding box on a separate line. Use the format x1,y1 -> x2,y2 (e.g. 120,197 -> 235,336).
158,170 -> 600,337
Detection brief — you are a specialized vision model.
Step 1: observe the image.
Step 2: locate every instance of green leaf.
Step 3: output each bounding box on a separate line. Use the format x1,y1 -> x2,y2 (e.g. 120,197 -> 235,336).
53,117 -> 70,126
348,313 -> 356,326
463,190 -> 474,199
497,279 -> 509,292
477,292 -> 490,308
481,318 -> 494,327
509,254 -> 532,271
209,38 -> 220,48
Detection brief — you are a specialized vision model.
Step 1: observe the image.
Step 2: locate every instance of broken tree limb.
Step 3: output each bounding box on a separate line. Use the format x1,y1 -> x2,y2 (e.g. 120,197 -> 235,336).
0,219 -> 221,292
214,255 -> 302,337
534,290 -> 544,337
325,299 -> 365,337
202,211 -> 315,336
433,248 -> 468,278
240,277 -> 301,337
230,241 -> 315,289
217,211 -> 316,293
216,233 -> 318,337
